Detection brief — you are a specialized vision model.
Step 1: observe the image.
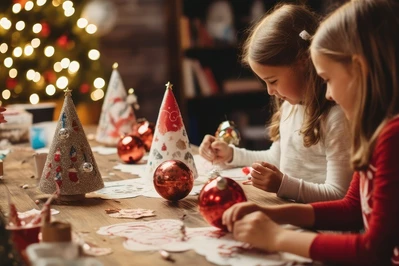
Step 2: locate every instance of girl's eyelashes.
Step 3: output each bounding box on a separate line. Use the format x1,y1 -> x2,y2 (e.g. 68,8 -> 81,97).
269,80 -> 277,85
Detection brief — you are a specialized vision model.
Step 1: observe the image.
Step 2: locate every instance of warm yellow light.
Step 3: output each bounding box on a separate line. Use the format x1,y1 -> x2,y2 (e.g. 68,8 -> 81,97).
46,84 -> 56,95
44,46 -> 55,57
60,58 -> 70,68
4,57 -> 13,68
68,61 -> 80,73
93,78 -> 105,89
86,24 -> 97,34
33,72 -> 41,82
91,89 -> 104,101
53,62 -> 62,72
88,49 -> 100,60
12,3 -> 22,13
24,45 -> 34,56
26,69 -> 35,80
16,21 -> 25,31
77,18 -> 88,28
32,23 -> 42,33
13,47 -> 23,57
0,18 -> 12,30
2,90 -> 11,100
31,38 -> 40,48
0,43 -> 8,53
62,1 -> 73,9
56,76 -> 68,89
9,68 -> 18,78
30,93 -> 40,104
37,0 -> 46,7
64,7 -> 75,17
25,1 -> 34,11
52,0 -> 61,7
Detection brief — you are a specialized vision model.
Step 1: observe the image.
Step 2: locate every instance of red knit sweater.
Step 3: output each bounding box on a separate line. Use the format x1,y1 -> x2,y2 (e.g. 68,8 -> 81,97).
309,118 -> 399,265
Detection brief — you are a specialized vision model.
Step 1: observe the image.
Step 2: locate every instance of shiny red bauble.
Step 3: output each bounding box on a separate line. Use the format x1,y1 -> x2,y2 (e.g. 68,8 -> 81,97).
153,160 -> 194,201
198,176 -> 247,230
117,134 -> 145,164
132,118 -> 155,152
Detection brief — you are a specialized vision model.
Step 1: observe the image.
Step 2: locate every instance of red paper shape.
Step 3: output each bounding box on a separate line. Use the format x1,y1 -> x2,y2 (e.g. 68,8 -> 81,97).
157,89 -> 183,135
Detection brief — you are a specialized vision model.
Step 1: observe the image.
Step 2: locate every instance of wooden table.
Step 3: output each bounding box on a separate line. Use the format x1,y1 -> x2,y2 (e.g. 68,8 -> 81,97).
0,140 -> 289,266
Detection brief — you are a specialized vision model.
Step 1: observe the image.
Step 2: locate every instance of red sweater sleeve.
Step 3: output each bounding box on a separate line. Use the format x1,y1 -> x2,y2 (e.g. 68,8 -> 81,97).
311,172 -> 363,231
309,119 -> 399,265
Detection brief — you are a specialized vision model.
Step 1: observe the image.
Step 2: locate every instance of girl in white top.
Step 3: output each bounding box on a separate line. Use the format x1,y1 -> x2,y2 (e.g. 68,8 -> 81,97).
199,3 -> 352,203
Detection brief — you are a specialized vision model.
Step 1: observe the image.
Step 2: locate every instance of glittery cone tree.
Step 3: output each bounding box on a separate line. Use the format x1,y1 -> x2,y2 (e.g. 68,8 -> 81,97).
39,89 -> 104,200
95,63 -> 137,146
146,82 -> 198,179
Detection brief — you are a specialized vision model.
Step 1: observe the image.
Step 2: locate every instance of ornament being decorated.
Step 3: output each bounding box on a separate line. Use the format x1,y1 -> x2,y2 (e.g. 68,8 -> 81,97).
117,135 -> 145,164
198,176 -> 247,230
153,160 -> 194,201
39,89 -> 104,201
146,82 -> 198,180
132,118 -> 155,152
215,120 -> 240,146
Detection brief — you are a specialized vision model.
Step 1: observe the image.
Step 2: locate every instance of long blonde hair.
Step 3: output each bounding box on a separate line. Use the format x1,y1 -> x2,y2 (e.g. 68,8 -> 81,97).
242,4 -> 334,147
311,0 -> 399,170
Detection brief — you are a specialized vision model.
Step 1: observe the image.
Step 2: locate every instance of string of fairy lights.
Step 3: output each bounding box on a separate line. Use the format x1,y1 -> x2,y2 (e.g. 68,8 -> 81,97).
0,0 -> 106,104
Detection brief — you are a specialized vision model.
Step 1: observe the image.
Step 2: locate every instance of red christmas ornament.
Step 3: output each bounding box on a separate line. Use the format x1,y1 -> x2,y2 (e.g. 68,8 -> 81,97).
40,22 -> 50,37
198,176 -> 247,230
153,160 -> 194,201
57,35 -> 68,48
6,78 -> 17,89
79,83 -> 90,94
117,135 -> 145,164
132,118 -> 155,152
43,70 -> 56,83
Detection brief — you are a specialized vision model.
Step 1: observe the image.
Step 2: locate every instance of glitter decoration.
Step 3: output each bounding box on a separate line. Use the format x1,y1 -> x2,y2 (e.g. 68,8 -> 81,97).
39,89 -> 104,199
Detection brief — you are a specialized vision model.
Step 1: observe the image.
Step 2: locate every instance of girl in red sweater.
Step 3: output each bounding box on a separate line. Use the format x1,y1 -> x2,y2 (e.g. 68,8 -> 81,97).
222,0 -> 399,265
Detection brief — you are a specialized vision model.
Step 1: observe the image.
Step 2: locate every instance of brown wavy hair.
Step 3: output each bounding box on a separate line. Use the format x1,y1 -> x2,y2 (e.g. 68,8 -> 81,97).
242,3 -> 334,147
311,0 -> 399,170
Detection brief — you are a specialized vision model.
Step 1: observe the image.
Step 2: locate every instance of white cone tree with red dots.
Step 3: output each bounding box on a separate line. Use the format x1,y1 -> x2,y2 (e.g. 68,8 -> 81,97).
146,82 -> 198,179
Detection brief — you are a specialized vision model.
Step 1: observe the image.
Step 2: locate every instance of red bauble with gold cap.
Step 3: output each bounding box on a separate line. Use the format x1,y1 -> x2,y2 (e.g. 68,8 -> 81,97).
153,160 -> 194,201
117,134 -> 145,164
198,176 -> 247,230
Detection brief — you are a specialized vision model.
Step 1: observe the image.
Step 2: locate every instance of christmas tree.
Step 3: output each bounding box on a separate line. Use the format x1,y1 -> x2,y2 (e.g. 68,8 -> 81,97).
0,0 -> 106,105
39,88 -> 104,200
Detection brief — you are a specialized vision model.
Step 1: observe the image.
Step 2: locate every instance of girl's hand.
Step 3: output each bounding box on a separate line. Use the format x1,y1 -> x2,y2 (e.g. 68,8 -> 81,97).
0,106 -> 6,123
199,134 -> 233,164
222,202 -> 261,232
232,211 -> 283,252
251,162 -> 284,193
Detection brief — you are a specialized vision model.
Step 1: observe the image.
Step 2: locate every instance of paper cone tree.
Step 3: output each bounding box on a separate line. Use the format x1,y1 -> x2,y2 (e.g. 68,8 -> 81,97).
146,82 -> 198,179
39,89 -> 104,198
96,63 -> 136,146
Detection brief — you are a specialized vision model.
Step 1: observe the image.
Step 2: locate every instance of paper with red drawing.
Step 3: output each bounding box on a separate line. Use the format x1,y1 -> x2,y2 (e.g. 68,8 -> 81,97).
97,219 -> 311,266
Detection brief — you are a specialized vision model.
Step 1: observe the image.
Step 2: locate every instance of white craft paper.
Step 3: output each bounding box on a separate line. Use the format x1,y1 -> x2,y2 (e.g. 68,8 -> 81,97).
97,219 -> 312,266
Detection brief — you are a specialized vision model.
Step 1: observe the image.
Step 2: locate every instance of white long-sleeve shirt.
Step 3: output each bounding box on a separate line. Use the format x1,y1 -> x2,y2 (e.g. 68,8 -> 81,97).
229,102 -> 353,203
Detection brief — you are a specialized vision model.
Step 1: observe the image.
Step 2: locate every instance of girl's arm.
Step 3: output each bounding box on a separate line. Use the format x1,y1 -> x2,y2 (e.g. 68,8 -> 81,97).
277,106 -> 353,203
227,140 -> 281,168
309,120 -> 399,265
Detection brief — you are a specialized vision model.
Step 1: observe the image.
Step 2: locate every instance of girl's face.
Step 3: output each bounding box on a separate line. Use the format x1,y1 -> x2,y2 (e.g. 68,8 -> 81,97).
311,51 -> 356,119
248,59 -> 307,105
